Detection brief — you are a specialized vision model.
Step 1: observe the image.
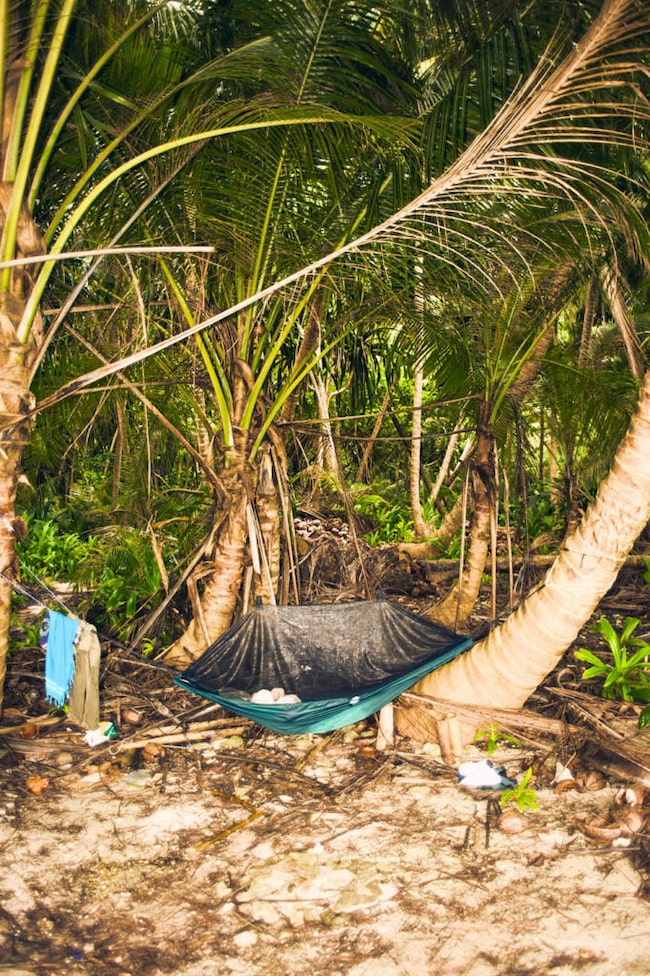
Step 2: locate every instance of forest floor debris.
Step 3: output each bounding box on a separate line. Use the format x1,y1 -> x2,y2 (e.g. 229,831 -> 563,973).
1,573 -> 650,976
1,713 -> 650,976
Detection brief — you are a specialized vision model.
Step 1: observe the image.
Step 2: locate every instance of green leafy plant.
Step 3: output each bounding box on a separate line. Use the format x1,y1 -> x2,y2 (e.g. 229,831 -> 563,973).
16,518 -> 102,583
140,638 -> 156,659
16,517 -> 170,643
474,723 -> 522,756
77,528 -> 165,641
351,483 -> 413,544
639,706 -> 650,730
574,615 -> 650,703
8,611 -> 44,659
15,619 -> 43,650
499,767 -> 538,812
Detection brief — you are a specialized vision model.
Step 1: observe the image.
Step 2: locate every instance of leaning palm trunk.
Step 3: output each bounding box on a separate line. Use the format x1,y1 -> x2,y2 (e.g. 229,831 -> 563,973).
399,491 -> 466,560
401,369 -> 650,744
428,486 -> 490,630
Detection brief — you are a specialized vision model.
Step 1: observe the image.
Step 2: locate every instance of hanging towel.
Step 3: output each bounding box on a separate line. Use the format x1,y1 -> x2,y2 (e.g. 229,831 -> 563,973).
41,610 -> 81,707
68,620 -> 101,730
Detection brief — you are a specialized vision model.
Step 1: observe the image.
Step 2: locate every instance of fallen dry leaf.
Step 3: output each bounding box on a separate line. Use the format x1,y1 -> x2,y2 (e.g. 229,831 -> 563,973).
554,778 -> 577,794
575,769 -> 607,792
573,816 -> 621,843
25,775 -> 50,796
17,722 -> 41,739
615,784 -> 648,807
616,808 -> 646,836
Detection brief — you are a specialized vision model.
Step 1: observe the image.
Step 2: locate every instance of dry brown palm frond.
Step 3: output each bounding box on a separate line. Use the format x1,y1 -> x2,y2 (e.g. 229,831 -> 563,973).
600,261 -> 645,378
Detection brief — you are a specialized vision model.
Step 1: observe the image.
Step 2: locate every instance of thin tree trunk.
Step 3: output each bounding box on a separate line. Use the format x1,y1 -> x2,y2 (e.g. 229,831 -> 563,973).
549,429 -> 560,505
429,410 -> 494,629
253,448 -> 281,603
310,371 -> 341,486
402,368 -> 650,744
410,359 -> 429,538
428,430 -> 459,506
355,387 -> 391,484
389,407 -> 435,494
112,397 -> 127,509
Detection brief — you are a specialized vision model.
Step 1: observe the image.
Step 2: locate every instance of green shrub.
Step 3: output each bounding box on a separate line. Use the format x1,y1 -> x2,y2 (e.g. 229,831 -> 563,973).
574,615 -> 650,705
16,517 -> 168,642
16,518 -> 102,583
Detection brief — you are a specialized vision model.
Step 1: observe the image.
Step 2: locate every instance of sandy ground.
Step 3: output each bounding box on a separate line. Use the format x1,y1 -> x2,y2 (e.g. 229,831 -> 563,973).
1,718 -> 650,976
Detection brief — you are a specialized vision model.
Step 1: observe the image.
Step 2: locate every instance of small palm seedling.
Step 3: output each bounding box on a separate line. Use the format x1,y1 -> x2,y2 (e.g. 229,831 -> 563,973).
574,616 -> 650,704
474,723 -> 523,756
499,767 -> 538,813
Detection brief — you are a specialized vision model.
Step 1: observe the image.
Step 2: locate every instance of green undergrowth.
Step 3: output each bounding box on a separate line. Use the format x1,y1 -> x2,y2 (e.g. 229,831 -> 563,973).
575,615 -> 650,730
14,517 -> 173,643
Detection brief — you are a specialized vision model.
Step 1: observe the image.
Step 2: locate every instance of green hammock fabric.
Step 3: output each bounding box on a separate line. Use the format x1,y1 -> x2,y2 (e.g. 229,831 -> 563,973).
174,596 -> 472,735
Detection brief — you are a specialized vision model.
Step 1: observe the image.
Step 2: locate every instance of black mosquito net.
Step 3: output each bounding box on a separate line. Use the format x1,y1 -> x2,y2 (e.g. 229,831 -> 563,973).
179,593 -> 470,700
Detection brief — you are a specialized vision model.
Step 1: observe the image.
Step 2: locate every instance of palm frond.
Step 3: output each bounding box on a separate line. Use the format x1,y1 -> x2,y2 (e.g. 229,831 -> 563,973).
18,0 -> 650,422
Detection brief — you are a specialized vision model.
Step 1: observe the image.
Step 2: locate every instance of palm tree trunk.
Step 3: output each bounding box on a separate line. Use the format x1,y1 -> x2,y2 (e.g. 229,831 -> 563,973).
310,371 -> 341,486
428,429 -> 459,507
0,207 -> 45,714
253,448 -> 281,603
428,407 -> 494,629
399,491 -> 466,560
399,437 -> 475,559
164,475 -> 250,667
401,368 -> 650,744
0,354 -> 32,706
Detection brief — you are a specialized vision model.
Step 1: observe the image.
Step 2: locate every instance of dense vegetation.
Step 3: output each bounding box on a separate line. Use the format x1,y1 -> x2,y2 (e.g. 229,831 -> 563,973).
1,0 -> 649,725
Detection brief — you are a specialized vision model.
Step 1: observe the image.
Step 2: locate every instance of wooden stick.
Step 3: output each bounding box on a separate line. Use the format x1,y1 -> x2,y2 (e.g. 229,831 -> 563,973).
115,717 -> 249,750
116,725 -> 249,750
376,703 -> 394,751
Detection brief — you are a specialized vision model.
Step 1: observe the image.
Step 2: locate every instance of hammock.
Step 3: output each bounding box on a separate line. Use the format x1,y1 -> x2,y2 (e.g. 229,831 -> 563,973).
174,594 -> 472,734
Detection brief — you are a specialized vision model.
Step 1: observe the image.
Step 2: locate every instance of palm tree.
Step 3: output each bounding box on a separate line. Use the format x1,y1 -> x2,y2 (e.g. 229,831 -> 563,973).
145,0 -> 650,693
3,0 -> 648,744
0,0 -> 231,701
409,363 -> 650,743
0,0 -> 416,706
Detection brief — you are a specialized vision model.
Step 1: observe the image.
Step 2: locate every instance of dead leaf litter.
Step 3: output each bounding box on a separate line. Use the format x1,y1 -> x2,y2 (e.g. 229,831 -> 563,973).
1,577 -> 650,976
